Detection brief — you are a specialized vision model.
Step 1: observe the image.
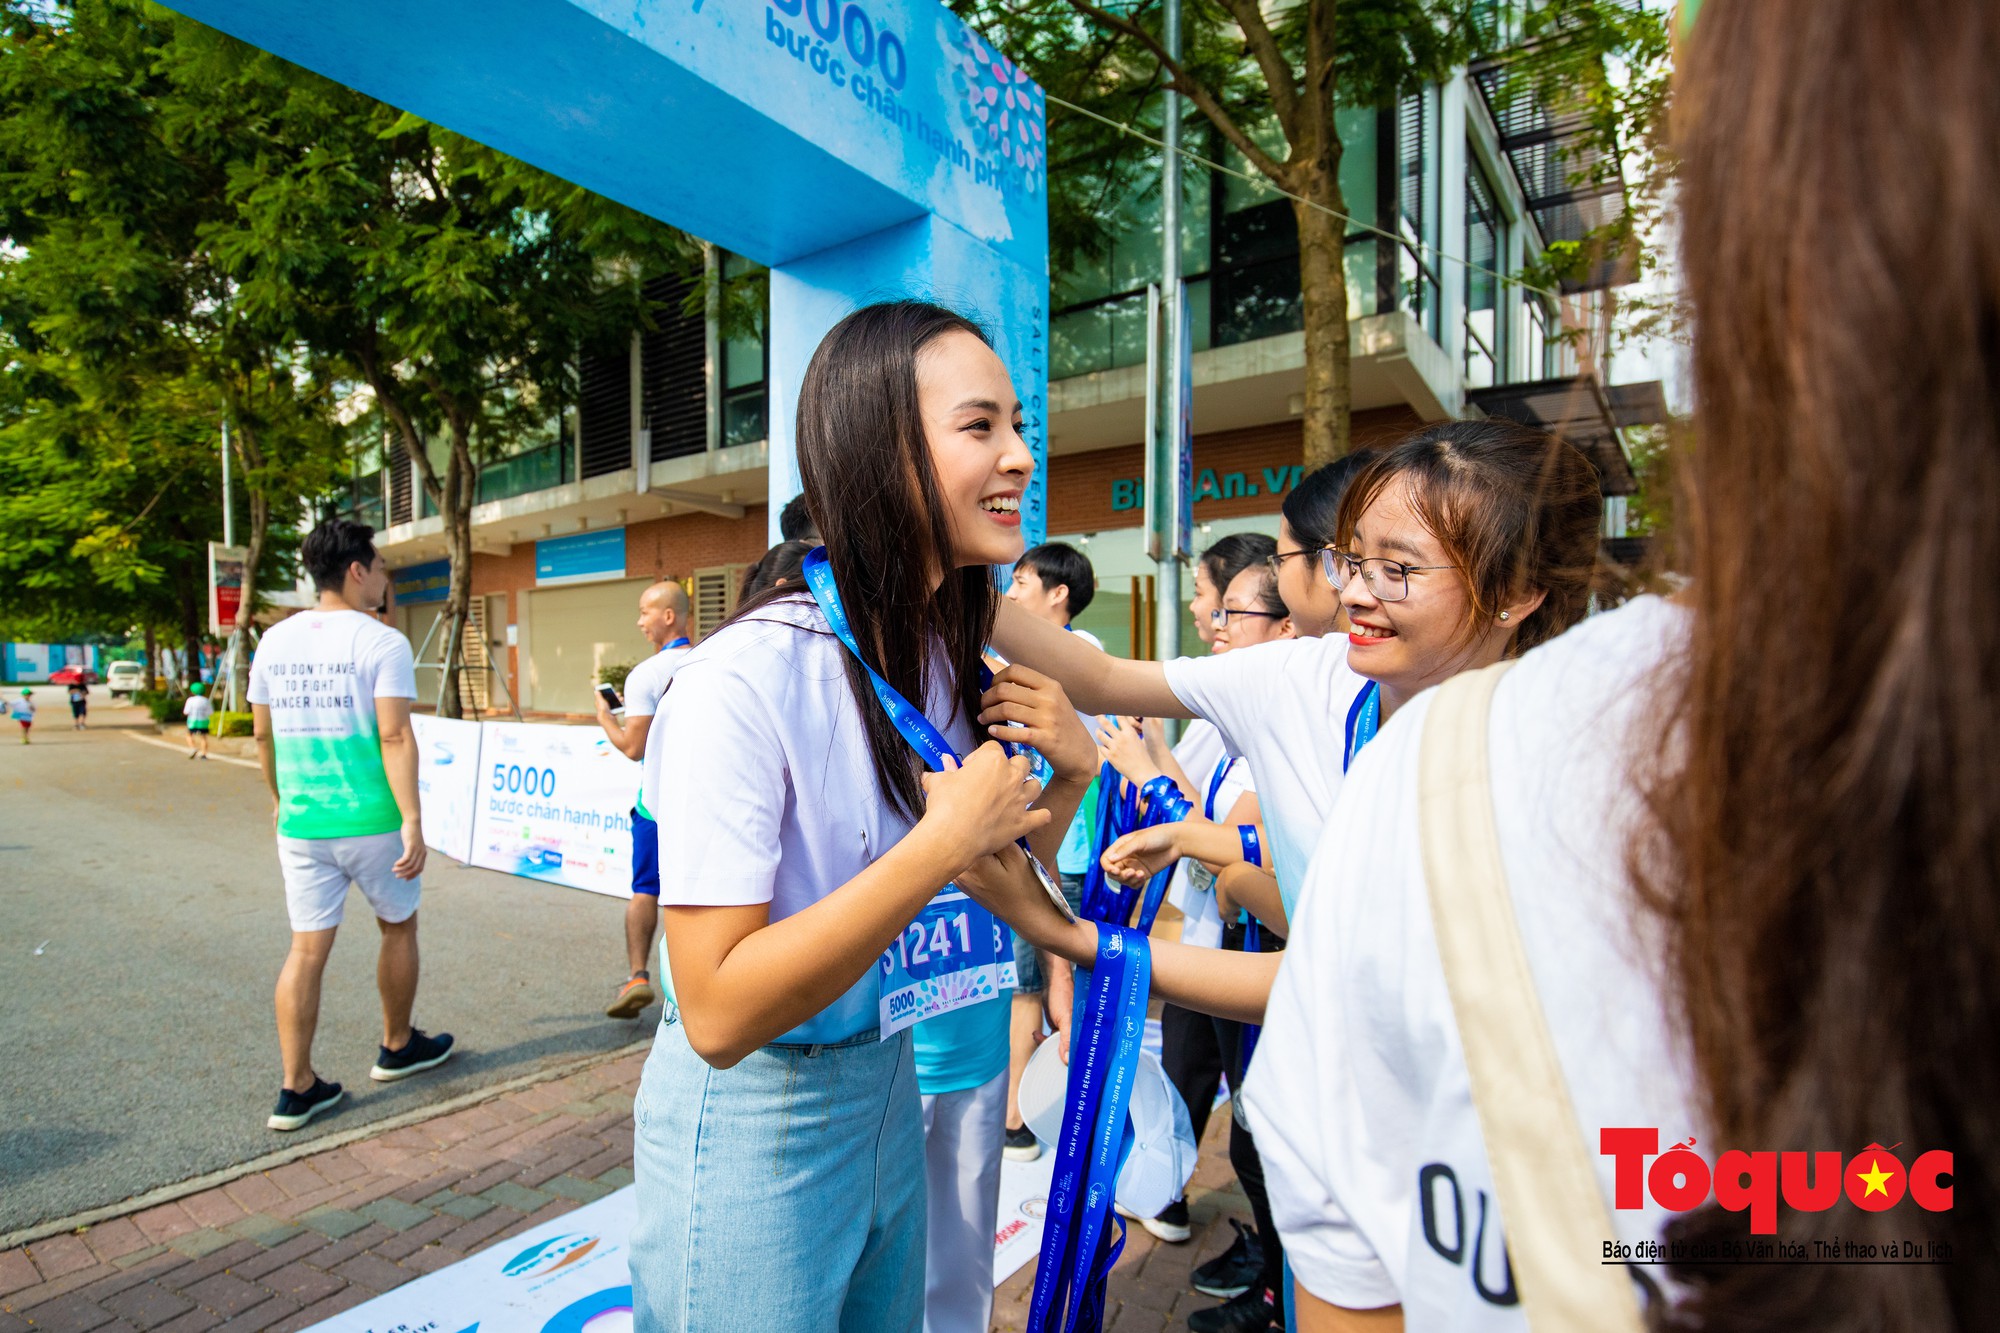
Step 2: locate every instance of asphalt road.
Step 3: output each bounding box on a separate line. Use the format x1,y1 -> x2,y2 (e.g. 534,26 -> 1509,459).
0,691 -> 655,1235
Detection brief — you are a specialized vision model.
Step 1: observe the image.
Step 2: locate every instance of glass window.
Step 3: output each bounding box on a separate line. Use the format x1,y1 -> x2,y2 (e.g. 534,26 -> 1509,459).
1464,148 -> 1503,389
719,252 -> 768,446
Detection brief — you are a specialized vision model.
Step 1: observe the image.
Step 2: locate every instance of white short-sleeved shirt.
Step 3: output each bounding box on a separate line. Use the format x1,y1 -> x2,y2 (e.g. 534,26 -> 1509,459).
623,642 -> 691,819
1163,636 -> 1371,921
183,695 -> 215,723
643,595 -> 976,1045
248,610 -> 417,840
1163,719 -> 1258,949
1241,597 -> 1700,1328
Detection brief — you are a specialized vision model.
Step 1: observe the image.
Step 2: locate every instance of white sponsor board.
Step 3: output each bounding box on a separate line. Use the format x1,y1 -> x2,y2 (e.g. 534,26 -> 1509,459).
308,1188 -> 637,1333
411,714 -> 483,865
995,1147 -> 1056,1284
469,722 -> 640,899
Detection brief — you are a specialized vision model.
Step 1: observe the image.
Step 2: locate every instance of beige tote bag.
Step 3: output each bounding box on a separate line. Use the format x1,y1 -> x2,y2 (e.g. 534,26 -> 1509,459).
1418,662 -> 1646,1333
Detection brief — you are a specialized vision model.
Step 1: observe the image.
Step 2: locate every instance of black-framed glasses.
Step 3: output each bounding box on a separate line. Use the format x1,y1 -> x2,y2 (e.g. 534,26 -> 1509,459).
1209,606 -> 1285,629
1263,546 -> 1322,576
1321,548 -> 1457,602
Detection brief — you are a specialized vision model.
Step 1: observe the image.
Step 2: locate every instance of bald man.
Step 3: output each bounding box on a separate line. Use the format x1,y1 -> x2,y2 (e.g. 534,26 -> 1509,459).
594,579 -> 693,1017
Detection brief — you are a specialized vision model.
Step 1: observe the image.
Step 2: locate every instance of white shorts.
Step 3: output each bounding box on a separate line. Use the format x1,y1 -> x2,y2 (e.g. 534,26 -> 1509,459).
277,832 -> 421,932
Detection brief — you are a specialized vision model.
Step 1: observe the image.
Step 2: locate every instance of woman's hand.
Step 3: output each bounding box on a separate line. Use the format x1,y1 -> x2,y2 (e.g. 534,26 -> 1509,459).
955,842 -> 1097,966
978,664 -> 1097,784
918,742 -> 1051,866
1099,822 -> 1182,887
1098,715 -> 1163,788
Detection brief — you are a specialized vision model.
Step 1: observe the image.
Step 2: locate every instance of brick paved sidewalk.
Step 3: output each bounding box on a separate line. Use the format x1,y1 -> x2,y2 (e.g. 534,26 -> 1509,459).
1,1050 -> 1255,1333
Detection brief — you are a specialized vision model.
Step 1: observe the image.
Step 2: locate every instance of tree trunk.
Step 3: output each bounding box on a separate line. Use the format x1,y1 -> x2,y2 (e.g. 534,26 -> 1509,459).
1294,165 -> 1354,473
176,564 -> 203,689
143,625 -> 158,691
229,417 -> 269,709
435,407 -> 477,720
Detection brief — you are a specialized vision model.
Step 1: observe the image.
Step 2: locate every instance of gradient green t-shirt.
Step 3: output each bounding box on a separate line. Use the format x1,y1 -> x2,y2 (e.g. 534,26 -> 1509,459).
247,610 -> 417,839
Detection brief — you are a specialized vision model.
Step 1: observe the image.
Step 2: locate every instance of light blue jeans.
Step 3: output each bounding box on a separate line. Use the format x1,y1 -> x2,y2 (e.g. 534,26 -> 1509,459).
631,1008 -> 926,1333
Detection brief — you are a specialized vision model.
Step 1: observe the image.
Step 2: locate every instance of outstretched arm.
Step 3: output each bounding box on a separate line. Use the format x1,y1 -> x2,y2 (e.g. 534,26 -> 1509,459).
990,602 -> 1190,719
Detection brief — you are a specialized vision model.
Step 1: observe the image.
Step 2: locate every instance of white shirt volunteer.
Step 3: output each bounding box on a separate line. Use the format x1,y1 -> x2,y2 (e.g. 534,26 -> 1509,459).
623,639 -> 691,821
1242,597 -> 1700,1329
183,695 -> 215,724
1162,718 -> 1257,950
643,595 -> 976,1046
248,610 -> 418,840
1162,635 -> 1372,919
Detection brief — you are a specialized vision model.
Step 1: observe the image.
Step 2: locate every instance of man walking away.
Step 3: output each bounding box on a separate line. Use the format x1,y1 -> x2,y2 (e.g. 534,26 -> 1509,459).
68,680 -> 87,730
593,580 -> 694,1017
250,519 -> 451,1132
184,681 -> 213,758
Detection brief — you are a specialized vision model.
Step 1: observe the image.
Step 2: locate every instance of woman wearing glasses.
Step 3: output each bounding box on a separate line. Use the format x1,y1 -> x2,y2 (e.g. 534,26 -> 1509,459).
975,416 -> 1601,1022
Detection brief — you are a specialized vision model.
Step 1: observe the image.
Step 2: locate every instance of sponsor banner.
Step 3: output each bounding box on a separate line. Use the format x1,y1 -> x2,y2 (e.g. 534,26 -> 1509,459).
469,722 -> 639,899
305,1188 -> 636,1333
208,543 -> 248,635
535,530 -> 626,587
392,557 -> 451,607
411,714 -> 483,865
304,1164 -> 1055,1333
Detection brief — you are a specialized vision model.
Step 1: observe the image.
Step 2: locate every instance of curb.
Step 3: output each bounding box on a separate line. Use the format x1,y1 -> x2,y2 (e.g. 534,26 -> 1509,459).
0,1037 -> 652,1253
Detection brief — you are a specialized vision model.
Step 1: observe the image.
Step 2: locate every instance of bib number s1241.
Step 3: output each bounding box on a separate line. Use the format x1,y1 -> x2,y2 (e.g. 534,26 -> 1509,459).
878,888 -> 1017,1037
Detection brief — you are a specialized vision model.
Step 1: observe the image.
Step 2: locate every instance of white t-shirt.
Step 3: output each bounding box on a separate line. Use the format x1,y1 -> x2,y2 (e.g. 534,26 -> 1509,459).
643,595 -> 977,1045
1163,719 -> 1258,950
183,696 -> 215,724
1241,597 -> 1699,1329
1163,635 -> 1372,922
248,610 -> 417,840
624,641 -> 691,819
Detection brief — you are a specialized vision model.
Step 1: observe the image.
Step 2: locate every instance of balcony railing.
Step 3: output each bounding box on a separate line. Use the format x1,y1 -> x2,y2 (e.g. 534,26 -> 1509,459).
476,439 -> 573,507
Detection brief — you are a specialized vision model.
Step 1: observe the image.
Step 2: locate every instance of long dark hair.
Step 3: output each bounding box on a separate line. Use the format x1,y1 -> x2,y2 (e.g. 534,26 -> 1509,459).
1280,448 -> 1376,547
1334,418 -> 1601,653
732,302 -> 998,821
1646,3 -> 1997,1327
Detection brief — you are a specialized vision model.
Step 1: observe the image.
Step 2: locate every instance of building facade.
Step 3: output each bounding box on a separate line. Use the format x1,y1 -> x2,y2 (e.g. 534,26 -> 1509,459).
348,59 -> 1663,716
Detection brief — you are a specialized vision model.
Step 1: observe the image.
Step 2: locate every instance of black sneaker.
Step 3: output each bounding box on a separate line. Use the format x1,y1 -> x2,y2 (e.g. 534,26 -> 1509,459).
370,1028 -> 455,1082
267,1077 -> 344,1132
1192,1217 -> 1262,1298
1003,1123 -> 1042,1163
1186,1284 -> 1280,1333
1141,1197 -> 1192,1243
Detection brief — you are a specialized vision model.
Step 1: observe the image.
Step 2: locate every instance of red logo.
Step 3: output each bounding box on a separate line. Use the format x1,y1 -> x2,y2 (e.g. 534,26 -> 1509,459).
1600,1129 -> 1952,1235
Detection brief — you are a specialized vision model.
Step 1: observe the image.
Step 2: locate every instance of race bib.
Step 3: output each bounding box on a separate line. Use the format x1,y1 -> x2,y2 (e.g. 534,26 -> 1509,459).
878,888 -> 1018,1037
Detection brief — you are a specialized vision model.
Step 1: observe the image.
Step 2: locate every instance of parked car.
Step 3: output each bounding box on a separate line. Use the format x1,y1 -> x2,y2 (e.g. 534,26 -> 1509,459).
48,666 -> 101,687
104,662 -> 145,698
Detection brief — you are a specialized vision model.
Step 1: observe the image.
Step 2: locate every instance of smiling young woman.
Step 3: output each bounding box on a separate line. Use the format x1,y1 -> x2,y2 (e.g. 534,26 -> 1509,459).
630,302 -> 1094,1333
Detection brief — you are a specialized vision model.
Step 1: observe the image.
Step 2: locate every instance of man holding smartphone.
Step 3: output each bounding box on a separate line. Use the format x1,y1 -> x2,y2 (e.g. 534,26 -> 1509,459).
593,579 -> 693,1017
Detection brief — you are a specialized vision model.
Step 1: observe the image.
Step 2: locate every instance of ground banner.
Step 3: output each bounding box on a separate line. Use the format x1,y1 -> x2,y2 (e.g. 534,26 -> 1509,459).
411,714 -> 483,865
468,722 -> 640,899
305,1162 -> 1057,1333
307,1188 -> 639,1333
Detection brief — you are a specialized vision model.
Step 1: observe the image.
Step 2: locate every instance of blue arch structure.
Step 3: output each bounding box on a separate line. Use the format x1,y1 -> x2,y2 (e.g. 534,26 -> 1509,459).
162,0 -> 1050,545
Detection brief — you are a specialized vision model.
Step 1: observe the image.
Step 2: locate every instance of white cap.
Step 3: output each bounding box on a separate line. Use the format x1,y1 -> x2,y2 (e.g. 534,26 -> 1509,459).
1018,1039 -> 1198,1218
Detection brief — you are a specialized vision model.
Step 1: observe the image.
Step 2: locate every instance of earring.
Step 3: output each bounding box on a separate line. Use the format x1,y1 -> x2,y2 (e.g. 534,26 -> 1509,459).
1499,611 -> 1511,621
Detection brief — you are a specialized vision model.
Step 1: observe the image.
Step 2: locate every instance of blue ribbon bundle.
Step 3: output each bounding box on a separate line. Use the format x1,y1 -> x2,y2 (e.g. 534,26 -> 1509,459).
1027,923 -> 1150,1333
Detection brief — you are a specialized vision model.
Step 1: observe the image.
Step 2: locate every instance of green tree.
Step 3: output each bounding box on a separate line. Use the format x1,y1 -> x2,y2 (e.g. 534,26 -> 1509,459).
0,0 -> 347,696
959,0 -> 1672,469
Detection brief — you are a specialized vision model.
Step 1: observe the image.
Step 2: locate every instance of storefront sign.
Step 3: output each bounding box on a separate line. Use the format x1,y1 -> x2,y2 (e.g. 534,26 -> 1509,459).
468,721 -> 640,898
411,714 -> 483,864
1111,464 -> 1305,513
392,557 -> 451,606
535,530 -> 626,587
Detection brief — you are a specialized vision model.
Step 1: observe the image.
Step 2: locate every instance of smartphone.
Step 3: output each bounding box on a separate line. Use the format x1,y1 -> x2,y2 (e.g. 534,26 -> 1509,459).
596,683 -> 622,710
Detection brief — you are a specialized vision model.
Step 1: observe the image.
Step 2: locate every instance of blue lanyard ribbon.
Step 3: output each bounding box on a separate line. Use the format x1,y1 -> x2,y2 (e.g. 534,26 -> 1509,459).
663,637 -> 690,650
1203,756 -> 1237,821
1028,924 -> 1151,1333
1344,679 -> 1381,774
